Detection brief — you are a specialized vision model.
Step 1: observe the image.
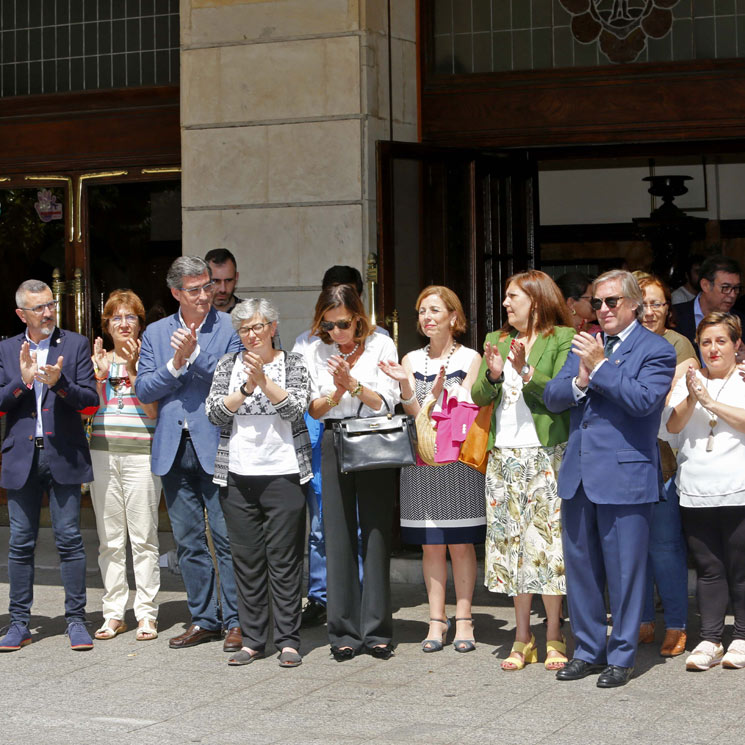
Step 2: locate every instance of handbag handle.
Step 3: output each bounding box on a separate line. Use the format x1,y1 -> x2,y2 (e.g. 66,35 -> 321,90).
355,396 -> 391,418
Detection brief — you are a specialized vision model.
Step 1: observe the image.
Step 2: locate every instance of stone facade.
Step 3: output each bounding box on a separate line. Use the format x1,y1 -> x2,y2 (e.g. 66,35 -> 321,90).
180,0 -> 417,343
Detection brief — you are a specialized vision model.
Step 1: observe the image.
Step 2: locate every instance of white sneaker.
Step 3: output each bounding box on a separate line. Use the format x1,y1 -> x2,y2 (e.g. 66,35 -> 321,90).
722,639 -> 745,669
685,640 -> 724,671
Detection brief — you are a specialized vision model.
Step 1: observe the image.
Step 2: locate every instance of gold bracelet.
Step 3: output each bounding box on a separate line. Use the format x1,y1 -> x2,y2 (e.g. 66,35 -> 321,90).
350,382 -> 363,397
326,394 -> 339,408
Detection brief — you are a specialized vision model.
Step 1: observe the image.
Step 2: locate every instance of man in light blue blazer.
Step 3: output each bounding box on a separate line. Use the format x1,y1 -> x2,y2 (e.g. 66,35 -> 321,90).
544,269 -> 676,688
136,256 -> 242,650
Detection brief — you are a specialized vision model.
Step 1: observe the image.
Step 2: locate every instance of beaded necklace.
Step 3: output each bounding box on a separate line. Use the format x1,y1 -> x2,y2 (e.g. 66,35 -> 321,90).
335,342 -> 360,361
423,340 -> 457,384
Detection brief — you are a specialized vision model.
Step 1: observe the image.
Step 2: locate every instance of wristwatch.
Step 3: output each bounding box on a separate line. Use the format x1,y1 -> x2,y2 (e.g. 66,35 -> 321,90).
485,369 -> 504,385
520,364 -> 531,379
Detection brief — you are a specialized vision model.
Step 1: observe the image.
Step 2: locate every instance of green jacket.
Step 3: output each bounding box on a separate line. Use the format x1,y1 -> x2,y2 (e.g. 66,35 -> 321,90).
471,326 -> 575,450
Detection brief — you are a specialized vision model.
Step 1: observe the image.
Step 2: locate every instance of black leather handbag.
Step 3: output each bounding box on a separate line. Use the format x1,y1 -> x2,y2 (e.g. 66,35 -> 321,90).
332,400 -> 417,473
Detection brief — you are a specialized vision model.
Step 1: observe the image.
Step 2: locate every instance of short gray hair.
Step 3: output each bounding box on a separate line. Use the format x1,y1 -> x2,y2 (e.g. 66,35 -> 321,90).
166,256 -> 211,289
231,298 -> 279,329
593,269 -> 644,320
16,280 -> 51,309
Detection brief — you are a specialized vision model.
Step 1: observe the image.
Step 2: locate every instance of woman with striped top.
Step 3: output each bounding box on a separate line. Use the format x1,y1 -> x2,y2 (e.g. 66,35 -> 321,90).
90,290 -> 160,641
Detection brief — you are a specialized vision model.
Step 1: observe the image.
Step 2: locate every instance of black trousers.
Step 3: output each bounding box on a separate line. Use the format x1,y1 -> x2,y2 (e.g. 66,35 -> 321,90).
220,472 -> 306,652
681,505 -> 745,643
321,429 -> 396,650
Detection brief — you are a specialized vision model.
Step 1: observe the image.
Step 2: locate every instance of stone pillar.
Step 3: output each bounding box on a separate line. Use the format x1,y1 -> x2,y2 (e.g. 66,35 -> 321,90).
180,0 -> 417,343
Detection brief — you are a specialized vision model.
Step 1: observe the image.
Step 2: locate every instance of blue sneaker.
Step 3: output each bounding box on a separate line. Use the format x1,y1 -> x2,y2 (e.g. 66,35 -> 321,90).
66,621 -> 93,651
0,622 -> 32,652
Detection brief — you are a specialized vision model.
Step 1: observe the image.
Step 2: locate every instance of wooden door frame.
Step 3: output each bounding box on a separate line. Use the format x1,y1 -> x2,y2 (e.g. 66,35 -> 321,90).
418,3 -> 745,149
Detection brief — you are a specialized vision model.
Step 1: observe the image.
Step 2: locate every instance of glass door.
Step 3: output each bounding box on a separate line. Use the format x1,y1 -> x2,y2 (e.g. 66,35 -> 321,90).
84,173 -> 183,338
0,177 -> 71,339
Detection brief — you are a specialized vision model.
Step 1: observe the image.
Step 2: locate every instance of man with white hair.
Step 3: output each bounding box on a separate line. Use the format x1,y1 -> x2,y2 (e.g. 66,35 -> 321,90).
545,269 -> 676,688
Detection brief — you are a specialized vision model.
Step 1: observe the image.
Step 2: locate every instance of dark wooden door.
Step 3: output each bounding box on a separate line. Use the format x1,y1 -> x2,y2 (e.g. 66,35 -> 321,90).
376,141 -> 538,357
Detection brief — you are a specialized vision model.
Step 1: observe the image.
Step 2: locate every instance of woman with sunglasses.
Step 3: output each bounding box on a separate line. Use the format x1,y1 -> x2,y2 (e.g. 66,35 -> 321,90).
472,270 -> 574,671
89,290 -> 161,641
379,286 -> 485,653
556,271 -> 600,336
306,284 -> 399,660
635,273 -> 698,658
206,299 -> 311,668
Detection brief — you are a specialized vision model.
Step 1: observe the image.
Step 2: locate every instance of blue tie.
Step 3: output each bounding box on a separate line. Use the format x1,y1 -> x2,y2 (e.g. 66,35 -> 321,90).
604,335 -> 619,356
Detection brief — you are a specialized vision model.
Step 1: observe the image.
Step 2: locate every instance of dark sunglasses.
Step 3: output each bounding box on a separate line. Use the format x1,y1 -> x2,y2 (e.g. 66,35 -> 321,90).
320,318 -> 354,332
590,295 -> 624,310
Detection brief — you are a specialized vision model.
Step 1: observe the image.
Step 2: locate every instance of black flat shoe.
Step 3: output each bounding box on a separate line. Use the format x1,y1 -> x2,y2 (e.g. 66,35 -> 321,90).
369,644 -> 394,660
596,665 -> 633,688
555,658 -> 606,681
330,646 -> 356,662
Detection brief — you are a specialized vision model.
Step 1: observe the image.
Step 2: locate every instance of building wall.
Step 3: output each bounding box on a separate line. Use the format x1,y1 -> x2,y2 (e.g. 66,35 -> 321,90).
180,0 -> 417,344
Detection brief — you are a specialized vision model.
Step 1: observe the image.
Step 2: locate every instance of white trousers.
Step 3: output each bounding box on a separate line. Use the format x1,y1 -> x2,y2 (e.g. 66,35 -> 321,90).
90,449 -> 161,622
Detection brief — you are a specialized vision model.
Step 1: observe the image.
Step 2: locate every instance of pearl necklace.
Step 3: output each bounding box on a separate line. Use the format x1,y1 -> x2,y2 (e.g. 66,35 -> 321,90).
423,340 -> 457,381
336,342 -> 359,360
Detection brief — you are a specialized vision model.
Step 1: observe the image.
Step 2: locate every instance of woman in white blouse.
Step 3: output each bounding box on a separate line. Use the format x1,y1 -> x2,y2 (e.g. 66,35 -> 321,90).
307,283 -> 399,661
666,311 -> 745,671
206,299 -> 311,668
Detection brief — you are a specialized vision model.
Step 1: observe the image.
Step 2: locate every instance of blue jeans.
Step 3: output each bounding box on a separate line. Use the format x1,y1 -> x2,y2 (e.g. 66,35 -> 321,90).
642,478 -> 688,629
305,415 -> 327,605
7,448 -> 87,624
160,436 -> 238,630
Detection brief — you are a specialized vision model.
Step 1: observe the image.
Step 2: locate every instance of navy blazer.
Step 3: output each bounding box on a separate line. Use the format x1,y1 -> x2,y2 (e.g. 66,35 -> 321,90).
543,323 -> 676,505
672,298 -> 745,353
0,328 -> 98,490
135,307 -> 241,477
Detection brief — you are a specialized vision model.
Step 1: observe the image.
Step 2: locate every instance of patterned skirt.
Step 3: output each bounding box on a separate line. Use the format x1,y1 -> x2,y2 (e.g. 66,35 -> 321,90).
484,443 -> 566,596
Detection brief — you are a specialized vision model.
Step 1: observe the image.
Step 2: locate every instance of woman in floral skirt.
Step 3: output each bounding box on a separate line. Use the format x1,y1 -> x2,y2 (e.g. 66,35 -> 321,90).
472,270 -> 574,671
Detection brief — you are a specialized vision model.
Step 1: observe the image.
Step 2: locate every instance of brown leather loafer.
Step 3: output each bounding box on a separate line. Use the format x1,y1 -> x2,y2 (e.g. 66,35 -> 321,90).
169,624 -> 221,649
638,622 -> 655,644
660,628 -> 687,657
223,626 -> 243,652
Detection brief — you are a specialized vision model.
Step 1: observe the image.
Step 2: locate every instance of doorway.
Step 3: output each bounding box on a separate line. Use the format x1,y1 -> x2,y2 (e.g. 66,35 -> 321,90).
0,169 -> 182,341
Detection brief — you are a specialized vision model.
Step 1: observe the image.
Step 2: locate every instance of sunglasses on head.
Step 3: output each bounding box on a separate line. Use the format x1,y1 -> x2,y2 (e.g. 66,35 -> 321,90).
590,295 -> 624,310
320,318 -> 354,332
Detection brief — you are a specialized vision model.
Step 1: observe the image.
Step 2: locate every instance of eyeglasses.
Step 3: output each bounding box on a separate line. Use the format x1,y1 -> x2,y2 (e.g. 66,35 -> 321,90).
179,281 -> 215,296
590,296 -> 625,310
237,322 -> 271,335
715,283 -> 742,296
320,318 -> 354,332
642,301 -> 667,311
111,314 -> 138,325
19,300 -> 58,314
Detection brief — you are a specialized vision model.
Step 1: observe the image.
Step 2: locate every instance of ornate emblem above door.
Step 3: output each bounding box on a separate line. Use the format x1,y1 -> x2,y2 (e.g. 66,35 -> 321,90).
560,0 -> 679,63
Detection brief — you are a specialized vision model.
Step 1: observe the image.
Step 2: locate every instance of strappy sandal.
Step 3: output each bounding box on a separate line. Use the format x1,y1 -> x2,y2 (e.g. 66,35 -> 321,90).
136,619 -> 158,641
94,619 -> 127,640
501,634 -> 537,671
422,618 -> 450,653
545,638 -> 568,670
453,617 -> 476,653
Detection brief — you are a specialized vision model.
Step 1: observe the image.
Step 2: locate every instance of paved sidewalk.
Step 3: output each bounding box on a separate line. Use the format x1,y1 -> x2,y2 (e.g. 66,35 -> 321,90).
0,529 -> 743,745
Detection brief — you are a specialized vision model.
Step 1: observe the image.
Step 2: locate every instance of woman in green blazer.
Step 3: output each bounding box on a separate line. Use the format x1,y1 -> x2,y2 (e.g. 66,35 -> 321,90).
472,270 -> 574,672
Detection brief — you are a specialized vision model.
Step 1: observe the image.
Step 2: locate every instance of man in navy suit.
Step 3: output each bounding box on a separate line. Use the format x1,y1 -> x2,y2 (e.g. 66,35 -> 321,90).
544,270 -> 676,687
0,280 -> 98,652
672,255 -> 744,351
136,256 -> 242,651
